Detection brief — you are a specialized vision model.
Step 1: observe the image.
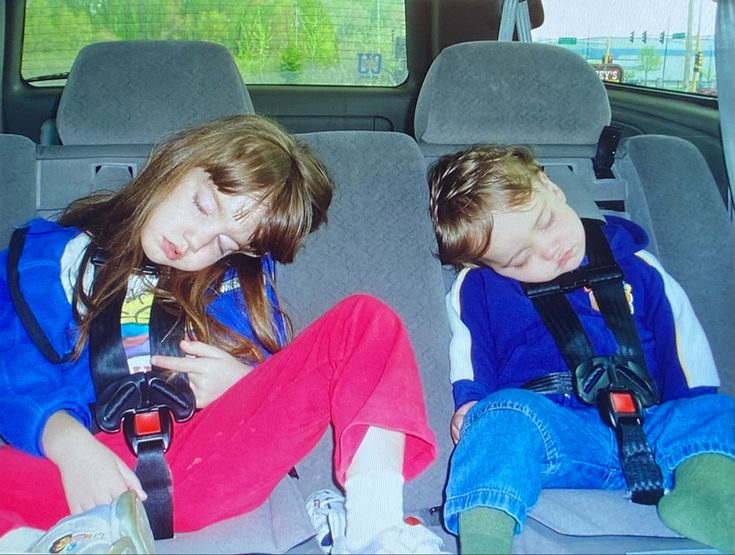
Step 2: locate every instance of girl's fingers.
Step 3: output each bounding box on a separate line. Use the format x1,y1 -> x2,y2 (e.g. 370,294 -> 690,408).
179,339 -> 228,358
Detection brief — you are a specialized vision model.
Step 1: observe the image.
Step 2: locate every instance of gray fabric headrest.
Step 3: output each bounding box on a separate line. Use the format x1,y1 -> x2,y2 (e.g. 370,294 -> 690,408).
57,41 -> 254,145
415,41 -> 611,146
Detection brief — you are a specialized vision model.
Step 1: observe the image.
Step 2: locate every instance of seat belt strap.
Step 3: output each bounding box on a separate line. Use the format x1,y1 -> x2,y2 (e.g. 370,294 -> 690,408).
132,416 -> 175,539
522,219 -> 663,504
6,227 -> 71,364
89,254 -> 194,539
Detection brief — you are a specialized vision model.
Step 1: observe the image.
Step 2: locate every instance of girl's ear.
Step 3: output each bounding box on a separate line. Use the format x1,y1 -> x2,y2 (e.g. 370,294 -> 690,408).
537,171 -> 566,202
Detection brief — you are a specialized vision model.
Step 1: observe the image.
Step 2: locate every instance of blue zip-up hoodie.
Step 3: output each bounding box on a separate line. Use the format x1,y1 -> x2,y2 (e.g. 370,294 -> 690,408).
0,218 -> 285,456
447,216 -> 720,410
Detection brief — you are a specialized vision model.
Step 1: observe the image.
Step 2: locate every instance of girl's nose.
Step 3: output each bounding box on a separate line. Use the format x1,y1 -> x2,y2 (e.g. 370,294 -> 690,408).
184,229 -> 213,253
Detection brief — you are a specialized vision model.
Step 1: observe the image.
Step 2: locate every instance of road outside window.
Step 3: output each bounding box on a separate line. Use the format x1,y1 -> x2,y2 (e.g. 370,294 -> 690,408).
533,0 -> 718,96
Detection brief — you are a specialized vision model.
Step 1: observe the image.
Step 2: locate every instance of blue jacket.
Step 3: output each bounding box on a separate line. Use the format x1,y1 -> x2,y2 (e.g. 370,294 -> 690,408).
0,218 -> 285,456
447,216 -> 720,410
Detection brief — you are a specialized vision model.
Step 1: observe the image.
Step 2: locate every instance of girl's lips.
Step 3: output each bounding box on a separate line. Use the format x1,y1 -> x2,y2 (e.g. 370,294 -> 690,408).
162,238 -> 181,261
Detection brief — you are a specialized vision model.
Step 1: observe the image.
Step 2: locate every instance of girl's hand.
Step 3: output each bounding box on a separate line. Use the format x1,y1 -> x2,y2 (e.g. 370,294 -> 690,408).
43,411 -> 146,513
450,401 -> 478,444
151,340 -> 254,408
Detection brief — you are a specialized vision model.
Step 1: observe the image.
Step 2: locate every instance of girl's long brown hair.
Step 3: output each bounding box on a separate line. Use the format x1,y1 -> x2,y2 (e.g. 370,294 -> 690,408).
59,114 -> 332,362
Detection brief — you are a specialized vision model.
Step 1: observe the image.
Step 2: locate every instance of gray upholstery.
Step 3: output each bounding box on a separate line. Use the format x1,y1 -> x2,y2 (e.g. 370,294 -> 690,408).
0,135 -> 36,249
617,135 -> 734,396
57,41 -> 254,145
279,131 -> 457,551
415,41 -> 610,147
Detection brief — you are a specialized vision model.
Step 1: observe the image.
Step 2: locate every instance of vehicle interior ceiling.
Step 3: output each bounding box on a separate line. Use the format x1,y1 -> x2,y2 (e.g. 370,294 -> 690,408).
0,1 -> 732,553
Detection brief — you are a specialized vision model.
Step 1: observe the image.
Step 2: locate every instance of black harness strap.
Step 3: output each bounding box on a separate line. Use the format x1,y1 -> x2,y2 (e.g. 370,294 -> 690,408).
7,227 -> 71,364
522,219 -> 663,504
89,252 -> 195,539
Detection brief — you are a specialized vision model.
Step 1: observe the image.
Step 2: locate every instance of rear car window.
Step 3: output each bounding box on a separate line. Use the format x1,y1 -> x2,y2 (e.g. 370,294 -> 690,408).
532,0 -> 718,97
22,0 -> 408,87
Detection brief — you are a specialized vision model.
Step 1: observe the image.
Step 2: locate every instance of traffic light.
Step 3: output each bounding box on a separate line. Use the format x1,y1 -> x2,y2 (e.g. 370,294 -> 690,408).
694,51 -> 703,70
629,31 -> 635,43
642,31 -> 647,43
659,31 -> 665,44
603,54 -> 613,64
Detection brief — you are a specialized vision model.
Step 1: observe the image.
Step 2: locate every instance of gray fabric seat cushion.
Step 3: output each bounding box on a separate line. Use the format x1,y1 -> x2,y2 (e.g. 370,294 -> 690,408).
0,135 -> 36,249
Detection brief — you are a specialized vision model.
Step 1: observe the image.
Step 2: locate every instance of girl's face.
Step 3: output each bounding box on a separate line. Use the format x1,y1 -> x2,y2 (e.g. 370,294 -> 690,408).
141,167 -> 267,271
478,172 -> 586,283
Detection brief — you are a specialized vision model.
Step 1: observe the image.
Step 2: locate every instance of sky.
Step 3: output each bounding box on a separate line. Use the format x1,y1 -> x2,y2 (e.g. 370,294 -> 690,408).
531,0 -> 719,40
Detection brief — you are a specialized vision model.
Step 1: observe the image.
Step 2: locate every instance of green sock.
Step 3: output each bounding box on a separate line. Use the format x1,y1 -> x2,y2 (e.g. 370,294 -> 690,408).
458,506 -> 515,555
657,453 -> 734,553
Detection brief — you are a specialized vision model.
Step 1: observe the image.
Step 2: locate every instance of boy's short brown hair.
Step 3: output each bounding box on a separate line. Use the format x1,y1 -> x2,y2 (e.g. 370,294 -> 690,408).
428,144 -> 542,268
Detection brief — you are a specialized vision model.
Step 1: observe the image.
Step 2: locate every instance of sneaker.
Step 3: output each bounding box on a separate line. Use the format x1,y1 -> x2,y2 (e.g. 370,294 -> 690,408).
333,522 -> 449,555
28,490 -> 155,554
305,489 -> 346,554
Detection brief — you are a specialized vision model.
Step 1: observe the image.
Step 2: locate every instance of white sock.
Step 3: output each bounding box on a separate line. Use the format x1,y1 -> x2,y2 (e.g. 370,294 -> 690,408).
0,527 -> 44,553
344,469 -> 405,549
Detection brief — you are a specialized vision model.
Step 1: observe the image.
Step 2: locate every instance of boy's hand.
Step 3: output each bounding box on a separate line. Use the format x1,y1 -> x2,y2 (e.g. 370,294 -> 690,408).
451,401 -> 478,444
151,340 -> 254,408
43,411 -> 146,514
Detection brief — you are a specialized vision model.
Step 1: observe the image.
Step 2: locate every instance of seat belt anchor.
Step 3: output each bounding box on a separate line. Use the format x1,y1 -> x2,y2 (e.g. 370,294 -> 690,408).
122,408 -> 173,456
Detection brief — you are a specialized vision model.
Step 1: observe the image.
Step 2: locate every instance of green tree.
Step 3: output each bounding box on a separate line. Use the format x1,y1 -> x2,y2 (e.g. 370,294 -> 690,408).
296,0 -> 338,65
636,46 -> 663,86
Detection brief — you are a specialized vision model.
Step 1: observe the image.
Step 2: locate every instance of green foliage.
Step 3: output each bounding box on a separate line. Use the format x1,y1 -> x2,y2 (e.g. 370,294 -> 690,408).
23,0 -> 408,86
636,46 -> 663,84
279,43 -> 304,73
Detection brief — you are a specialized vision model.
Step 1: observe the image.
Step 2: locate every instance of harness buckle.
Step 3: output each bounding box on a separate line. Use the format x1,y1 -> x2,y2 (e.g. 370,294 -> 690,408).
122,408 -> 173,455
596,388 -> 643,429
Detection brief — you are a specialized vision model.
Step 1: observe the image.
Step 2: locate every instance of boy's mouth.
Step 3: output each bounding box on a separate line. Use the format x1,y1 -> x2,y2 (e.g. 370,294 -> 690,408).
557,246 -> 576,268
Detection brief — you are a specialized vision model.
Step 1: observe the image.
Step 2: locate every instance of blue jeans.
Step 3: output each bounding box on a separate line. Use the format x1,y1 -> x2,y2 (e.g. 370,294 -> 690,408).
443,389 -> 734,535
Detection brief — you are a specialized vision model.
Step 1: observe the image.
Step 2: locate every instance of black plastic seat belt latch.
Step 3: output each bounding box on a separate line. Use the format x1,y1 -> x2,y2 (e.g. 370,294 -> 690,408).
593,125 -> 621,179
123,408 -> 173,456
597,389 -> 643,429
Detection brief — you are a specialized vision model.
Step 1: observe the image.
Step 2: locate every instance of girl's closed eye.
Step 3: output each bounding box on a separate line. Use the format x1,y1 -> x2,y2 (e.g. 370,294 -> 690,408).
193,194 -> 208,216
193,189 -> 217,217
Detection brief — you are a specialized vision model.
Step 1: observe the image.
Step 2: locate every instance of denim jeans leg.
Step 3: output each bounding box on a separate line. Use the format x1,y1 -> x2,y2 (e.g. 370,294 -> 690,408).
443,389 -> 619,535
644,393 -> 735,487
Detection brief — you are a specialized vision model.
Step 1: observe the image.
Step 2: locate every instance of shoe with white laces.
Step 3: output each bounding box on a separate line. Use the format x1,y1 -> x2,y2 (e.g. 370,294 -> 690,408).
28,490 -> 155,554
332,521 -> 449,554
306,489 -> 347,553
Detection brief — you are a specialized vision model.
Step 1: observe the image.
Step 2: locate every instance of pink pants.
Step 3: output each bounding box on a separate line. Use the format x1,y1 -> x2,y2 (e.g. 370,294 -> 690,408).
0,294 -> 437,534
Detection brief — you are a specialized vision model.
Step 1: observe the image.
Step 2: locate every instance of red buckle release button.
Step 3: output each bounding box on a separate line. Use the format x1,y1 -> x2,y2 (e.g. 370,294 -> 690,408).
610,392 -> 636,414
134,411 -> 162,436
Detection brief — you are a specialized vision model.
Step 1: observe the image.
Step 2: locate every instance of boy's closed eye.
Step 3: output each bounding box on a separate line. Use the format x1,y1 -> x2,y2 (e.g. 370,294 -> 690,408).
540,210 -> 556,231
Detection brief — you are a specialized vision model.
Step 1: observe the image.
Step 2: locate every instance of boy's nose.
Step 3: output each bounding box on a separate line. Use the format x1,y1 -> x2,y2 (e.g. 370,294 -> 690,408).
538,241 -> 560,261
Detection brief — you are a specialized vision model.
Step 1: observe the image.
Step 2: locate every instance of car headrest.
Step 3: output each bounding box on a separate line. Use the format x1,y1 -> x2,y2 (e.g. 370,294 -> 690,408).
57,40 -> 254,145
415,41 -> 611,146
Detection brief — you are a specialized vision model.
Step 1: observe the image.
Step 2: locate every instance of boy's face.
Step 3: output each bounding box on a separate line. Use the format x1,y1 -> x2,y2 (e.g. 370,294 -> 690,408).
478,172 -> 585,283
141,167 -> 267,271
